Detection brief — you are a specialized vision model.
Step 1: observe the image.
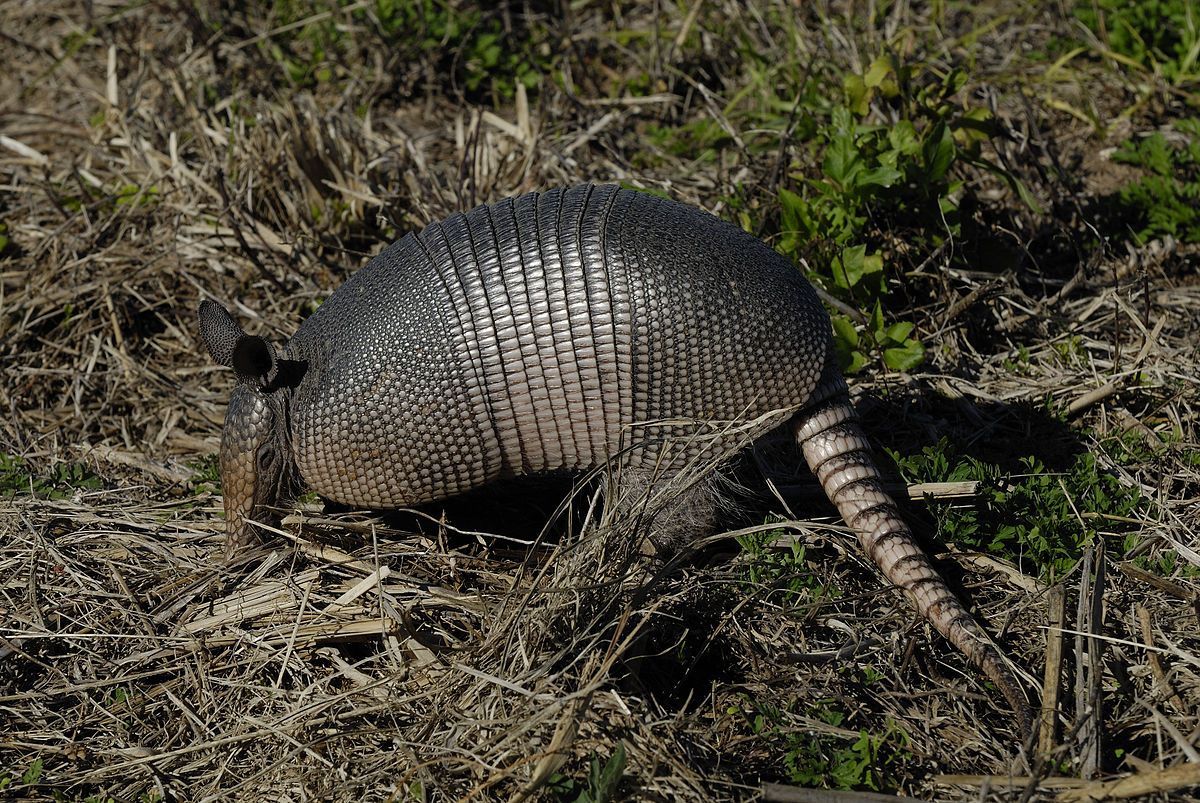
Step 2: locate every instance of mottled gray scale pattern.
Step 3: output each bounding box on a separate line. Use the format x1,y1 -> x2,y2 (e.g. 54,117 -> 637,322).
414,218 -> 497,476
284,183 -> 827,507
198,299 -> 245,368
490,196 -> 545,472
611,189 -> 829,465
532,187 -> 583,468
578,186 -> 621,461
555,186 -> 603,467
509,193 -> 557,470
285,235 -> 495,506
601,192 -> 636,454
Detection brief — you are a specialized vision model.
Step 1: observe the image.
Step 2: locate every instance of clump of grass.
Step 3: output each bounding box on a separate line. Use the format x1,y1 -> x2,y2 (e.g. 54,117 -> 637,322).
737,520 -> 841,604
257,0 -> 554,101
0,453 -> 102,500
731,696 -> 913,792
778,56 -> 1037,373
1109,118 -> 1200,243
1074,0 -> 1200,86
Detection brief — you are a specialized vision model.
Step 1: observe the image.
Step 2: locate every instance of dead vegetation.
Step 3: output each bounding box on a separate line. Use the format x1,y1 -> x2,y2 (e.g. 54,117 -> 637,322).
1,1 -> 1198,801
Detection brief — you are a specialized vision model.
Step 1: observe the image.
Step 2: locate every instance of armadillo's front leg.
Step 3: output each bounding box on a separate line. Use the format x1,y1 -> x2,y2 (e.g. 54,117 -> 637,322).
794,374 -> 1033,738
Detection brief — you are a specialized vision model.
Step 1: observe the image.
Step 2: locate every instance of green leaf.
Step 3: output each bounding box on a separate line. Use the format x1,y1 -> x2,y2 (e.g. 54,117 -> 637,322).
779,187 -> 803,229
956,106 -> 996,144
831,315 -> 859,349
857,165 -> 902,189
844,73 -> 870,116
922,121 -> 956,182
22,759 -> 43,785
593,743 -> 626,802
868,299 -> 885,334
846,350 -> 868,373
864,56 -> 891,88
831,317 -> 865,373
883,321 -> 914,344
884,339 -> 926,371
888,121 -> 920,156
831,244 -> 863,289
823,130 -> 863,187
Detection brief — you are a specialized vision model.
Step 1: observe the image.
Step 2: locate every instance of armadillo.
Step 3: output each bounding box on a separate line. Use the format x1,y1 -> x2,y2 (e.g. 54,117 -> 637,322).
199,183 -> 1031,735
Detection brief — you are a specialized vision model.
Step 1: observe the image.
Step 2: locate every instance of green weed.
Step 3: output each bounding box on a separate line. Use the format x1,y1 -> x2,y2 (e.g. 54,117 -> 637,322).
733,697 -> 911,791
56,181 -> 159,216
187,454 -> 221,493
769,56 -> 1028,373
737,521 -> 840,604
891,438 -> 1144,580
114,183 -> 159,208
0,755 -> 161,802
1053,334 -> 1086,365
643,118 -> 732,166
546,743 -> 626,803
261,0 -> 551,100
0,453 -> 102,500
1109,118 -> 1200,243
1002,345 -> 1034,376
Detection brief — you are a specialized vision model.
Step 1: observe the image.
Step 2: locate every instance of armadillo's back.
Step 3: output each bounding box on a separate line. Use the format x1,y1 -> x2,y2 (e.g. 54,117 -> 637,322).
287,184 -> 830,508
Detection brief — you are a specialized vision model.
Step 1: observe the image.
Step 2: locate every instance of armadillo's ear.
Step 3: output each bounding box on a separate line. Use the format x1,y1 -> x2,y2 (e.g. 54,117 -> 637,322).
199,299 -> 245,368
231,335 -> 276,385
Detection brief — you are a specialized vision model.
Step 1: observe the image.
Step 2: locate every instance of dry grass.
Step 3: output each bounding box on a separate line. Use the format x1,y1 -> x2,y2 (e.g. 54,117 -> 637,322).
1,1 -> 1198,801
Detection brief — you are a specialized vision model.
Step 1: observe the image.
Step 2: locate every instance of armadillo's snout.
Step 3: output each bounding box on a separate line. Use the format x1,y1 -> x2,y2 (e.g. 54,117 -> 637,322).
220,384 -> 287,556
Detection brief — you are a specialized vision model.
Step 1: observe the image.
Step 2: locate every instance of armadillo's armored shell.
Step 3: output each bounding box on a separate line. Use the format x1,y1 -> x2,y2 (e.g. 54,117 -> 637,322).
283,184 -> 830,507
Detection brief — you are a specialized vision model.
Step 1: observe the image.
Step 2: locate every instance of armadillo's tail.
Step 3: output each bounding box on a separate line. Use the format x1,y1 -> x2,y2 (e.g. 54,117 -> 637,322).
792,377 -> 1033,739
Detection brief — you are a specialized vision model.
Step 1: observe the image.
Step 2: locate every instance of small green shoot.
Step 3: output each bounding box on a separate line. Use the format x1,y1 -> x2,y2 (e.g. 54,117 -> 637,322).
737,520 -> 840,604
188,455 -> 221,492
546,743 -> 626,803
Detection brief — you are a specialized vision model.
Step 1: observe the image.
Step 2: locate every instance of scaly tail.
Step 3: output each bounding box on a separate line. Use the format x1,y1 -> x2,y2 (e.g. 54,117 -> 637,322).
793,375 -> 1033,739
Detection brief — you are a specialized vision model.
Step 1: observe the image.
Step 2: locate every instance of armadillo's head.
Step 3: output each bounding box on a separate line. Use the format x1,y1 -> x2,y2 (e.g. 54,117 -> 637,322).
199,299 -> 303,557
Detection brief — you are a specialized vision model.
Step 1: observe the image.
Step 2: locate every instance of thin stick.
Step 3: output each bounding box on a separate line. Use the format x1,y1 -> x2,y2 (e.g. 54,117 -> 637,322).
760,783 -> 926,802
1057,762 -> 1200,802
1039,584 -> 1066,756
1066,380 -> 1121,417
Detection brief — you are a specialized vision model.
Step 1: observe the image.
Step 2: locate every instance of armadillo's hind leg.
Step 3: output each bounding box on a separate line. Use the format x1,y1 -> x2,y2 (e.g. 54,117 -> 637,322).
607,466 -> 731,557
793,375 -> 1033,738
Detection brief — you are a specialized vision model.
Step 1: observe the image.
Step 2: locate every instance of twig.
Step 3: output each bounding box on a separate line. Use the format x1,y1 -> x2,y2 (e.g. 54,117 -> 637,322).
813,285 -> 868,325
940,544 -> 1044,594
1039,584 -> 1066,756
942,278 -> 1004,325
1056,762 -> 1200,801
1136,606 -> 1185,712
935,775 -> 1087,789
1073,545 -> 1106,779
1115,561 -> 1197,601
1066,380 -> 1122,417
761,784 -> 926,802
